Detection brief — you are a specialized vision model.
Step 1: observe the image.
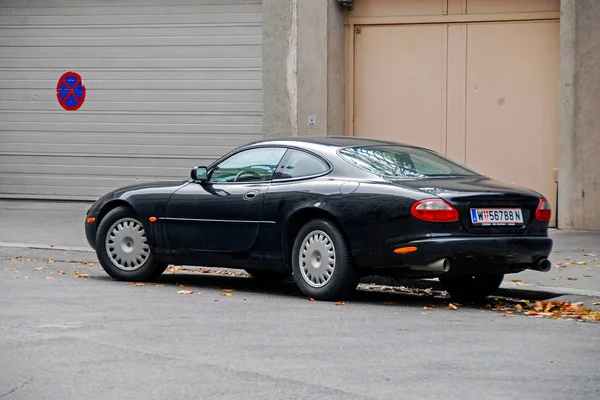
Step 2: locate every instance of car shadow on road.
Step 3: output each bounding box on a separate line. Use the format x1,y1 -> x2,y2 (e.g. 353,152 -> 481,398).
93,270 -> 554,309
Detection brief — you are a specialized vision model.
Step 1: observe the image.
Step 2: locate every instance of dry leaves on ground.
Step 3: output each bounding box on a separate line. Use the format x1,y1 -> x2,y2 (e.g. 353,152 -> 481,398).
219,292 -> 233,297
382,301 -> 395,305
4,268 -> 16,271
33,267 -> 48,271
447,303 -> 459,310
74,271 -> 90,278
126,282 -> 147,287
491,299 -> 600,321
423,305 -> 435,310
334,301 -> 347,306
45,276 -> 55,280
57,270 -> 67,275
177,290 -> 194,295
511,279 -> 525,285
307,297 -> 316,302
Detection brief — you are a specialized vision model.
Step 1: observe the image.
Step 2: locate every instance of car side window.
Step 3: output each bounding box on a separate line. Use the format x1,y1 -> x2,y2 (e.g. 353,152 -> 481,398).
273,149 -> 329,180
209,147 -> 287,183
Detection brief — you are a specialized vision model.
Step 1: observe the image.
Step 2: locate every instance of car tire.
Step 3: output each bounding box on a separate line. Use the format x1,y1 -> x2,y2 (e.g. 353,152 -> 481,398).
291,219 -> 358,301
439,274 -> 504,302
245,269 -> 291,282
95,206 -> 167,282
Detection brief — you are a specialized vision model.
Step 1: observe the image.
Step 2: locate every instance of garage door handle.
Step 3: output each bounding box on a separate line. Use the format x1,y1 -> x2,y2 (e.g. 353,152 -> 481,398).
244,190 -> 260,200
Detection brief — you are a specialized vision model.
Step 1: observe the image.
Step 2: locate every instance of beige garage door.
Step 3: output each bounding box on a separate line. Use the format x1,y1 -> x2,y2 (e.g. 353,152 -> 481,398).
353,21 -> 559,221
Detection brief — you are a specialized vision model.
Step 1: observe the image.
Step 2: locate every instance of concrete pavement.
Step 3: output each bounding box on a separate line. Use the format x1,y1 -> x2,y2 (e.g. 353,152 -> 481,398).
1,251 -> 599,400
1,200 -> 599,399
0,199 -> 599,298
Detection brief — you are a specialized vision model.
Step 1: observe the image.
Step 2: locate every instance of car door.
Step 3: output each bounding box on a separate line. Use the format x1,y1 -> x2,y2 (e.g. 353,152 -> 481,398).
259,148 -> 333,265
165,146 -> 288,253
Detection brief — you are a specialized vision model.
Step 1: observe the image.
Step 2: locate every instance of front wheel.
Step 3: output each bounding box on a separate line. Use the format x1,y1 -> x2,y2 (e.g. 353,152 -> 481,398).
439,274 -> 504,302
291,219 -> 358,301
95,206 -> 167,282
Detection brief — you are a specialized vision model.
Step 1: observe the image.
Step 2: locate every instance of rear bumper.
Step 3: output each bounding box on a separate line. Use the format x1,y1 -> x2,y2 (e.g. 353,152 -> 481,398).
356,236 -> 553,274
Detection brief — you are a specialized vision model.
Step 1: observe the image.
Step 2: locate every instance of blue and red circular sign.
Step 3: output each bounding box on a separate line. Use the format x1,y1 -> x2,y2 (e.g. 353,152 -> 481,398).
56,71 -> 86,111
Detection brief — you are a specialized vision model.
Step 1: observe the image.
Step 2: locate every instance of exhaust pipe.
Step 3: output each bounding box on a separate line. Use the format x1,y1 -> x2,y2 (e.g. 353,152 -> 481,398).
530,258 -> 552,272
412,258 -> 451,273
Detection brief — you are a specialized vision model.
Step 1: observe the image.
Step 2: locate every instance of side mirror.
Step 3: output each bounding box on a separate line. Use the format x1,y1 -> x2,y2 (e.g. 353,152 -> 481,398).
191,166 -> 208,182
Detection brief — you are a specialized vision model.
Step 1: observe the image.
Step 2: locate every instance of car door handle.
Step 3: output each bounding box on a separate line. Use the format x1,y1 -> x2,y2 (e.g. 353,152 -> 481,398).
244,190 -> 260,200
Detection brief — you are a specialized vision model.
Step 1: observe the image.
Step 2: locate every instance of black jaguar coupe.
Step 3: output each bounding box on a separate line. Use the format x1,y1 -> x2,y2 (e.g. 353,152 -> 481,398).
85,136 -> 553,301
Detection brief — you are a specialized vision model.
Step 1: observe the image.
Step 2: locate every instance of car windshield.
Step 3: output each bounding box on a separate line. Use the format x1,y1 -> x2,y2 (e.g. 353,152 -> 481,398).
338,145 -> 480,179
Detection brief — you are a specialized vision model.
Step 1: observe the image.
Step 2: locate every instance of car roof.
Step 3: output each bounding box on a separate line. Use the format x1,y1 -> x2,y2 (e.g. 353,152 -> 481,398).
245,135 -> 410,148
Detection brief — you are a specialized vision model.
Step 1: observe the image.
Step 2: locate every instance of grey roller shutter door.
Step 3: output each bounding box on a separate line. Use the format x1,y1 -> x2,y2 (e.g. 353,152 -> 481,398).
0,0 -> 262,200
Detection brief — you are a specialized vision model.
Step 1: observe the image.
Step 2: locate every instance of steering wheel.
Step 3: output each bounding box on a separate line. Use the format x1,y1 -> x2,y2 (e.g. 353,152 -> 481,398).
233,170 -> 262,182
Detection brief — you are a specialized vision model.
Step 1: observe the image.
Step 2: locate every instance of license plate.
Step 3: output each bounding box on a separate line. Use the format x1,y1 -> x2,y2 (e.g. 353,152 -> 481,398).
470,208 -> 524,225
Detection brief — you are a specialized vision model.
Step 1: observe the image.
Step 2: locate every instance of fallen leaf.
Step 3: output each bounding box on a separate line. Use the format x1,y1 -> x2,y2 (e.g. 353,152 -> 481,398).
33,267 -> 48,271
177,290 -> 194,295
500,313 -> 515,317
7,257 -> 13,261
577,261 -> 587,265
382,301 -> 395,305
307,297 -> 316,302
57,271 -> 67,275
514,304 -> 523,312
584,275 -> 593,278
592,302 -> 600,305
74,272 -> 90,278
223,289 -> 234,292
178,284 -> 188,288
25,259 -> 32,262
48,258 -> 54,263
423,306 -> 434,310
447,303 -> 458,310
567,277 -> 578,281
46,276 -> 55,280
584,253 -> 596,257
334,301 -> 347,306
155,284 -> 164,287
4,268 -> 16,271
194,292 -> 204,295
219,292 -> 233,297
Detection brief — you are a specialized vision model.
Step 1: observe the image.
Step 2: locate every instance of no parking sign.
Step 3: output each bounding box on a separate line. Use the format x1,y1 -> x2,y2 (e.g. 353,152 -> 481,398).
56,71 -> 86,111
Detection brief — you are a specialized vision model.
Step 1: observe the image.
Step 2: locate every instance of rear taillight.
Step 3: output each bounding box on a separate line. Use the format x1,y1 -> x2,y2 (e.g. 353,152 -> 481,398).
535,198 -> 552,222
411,199 -> 459,222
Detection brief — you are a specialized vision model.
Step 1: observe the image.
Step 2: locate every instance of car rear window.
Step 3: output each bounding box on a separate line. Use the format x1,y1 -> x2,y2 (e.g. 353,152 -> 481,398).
338,145 -> 479,178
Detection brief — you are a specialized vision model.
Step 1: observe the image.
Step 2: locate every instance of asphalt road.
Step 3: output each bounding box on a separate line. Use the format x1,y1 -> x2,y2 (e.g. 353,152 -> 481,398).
1,247 -> 599,400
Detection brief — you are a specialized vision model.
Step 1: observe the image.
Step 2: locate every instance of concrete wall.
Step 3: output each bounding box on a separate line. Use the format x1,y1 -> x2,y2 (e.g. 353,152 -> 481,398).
559,0 -> 600,230
262,0 -> 345,138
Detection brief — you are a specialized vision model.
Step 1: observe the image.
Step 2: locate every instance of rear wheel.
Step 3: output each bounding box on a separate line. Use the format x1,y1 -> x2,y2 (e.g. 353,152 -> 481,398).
439,274 -> 504,302
291,219 -> 358,301
95,206 -> 167,282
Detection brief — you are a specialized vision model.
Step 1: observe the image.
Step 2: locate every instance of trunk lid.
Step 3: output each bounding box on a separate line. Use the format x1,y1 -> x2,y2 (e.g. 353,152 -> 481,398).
389,176 -> 542,234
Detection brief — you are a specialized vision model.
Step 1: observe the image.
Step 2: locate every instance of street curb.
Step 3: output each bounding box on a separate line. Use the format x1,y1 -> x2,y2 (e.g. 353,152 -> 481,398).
0,242 -> 93,253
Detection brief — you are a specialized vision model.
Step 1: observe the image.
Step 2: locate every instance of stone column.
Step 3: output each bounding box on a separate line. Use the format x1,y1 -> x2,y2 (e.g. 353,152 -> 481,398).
558,0 -> 600,230
262,0 -> 346,138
